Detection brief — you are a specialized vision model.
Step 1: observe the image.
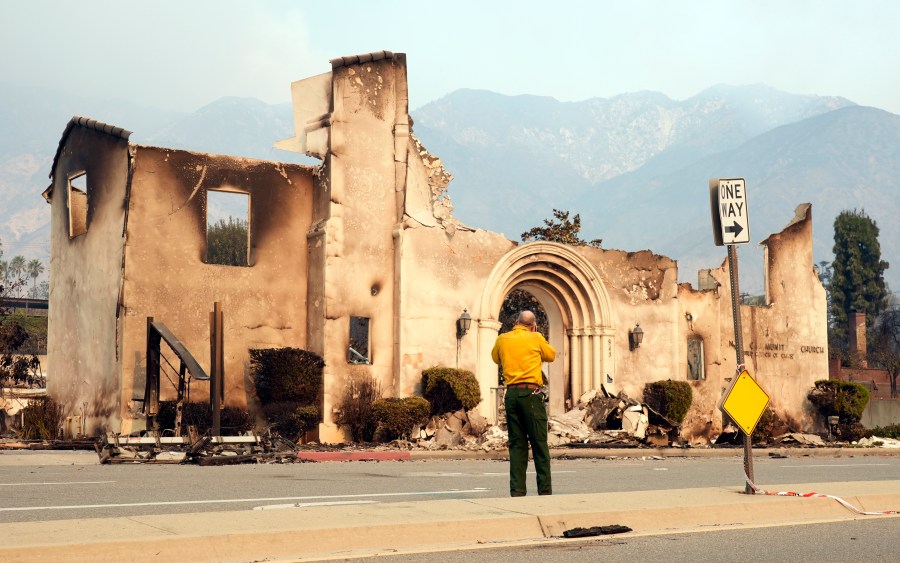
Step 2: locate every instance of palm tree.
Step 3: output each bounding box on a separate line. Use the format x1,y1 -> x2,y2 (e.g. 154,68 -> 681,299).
9,255 -> 26,279
8,255 -> 27,297
27,259 -> 44,297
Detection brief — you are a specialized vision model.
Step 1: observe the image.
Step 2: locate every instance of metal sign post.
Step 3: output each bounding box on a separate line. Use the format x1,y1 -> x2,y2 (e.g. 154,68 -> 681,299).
710,177 -> 764,494
726,244 -> 754,494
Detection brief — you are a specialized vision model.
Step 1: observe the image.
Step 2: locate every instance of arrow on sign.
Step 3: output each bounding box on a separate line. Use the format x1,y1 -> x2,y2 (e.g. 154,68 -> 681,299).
725,222 -> 744,238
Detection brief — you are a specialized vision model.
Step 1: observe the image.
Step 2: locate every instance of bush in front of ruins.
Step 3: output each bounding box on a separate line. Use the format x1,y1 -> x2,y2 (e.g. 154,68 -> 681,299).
807,380 -> 869,423
865,423 -> 900,439
642,379 -> 692,423
371,397 -> 431,441
262,402 -> 320,441
250,347 -> 324,405
751,406 -> 786,444
422,367 -> 481,416
249,347 -> 324,441
20,396 -> 63,440
335,373 -> 382,442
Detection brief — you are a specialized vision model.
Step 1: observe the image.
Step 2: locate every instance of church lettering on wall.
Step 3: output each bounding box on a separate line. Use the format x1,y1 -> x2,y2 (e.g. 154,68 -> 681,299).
727,341 -> 825,360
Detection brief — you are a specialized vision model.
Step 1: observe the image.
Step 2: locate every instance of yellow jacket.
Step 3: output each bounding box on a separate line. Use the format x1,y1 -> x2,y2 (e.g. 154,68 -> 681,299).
491,324 -> 557,386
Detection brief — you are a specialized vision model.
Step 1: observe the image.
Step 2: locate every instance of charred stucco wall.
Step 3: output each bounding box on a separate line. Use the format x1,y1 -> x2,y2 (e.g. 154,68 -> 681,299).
312,55 -> 409,440
676,204 -> 827,440
395,132 -> 516,397
46,127 -> 130,433
575,247 -> 681,399
396,225 -> 515,397
118,147 -> 314,432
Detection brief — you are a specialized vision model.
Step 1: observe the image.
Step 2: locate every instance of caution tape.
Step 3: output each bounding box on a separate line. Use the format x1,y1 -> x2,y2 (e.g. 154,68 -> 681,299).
744,472 -> 899,516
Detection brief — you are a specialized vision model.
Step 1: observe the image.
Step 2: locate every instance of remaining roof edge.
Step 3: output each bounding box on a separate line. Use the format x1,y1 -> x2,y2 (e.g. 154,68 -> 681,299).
49,115 -> 133,179
329,50 -> 396,69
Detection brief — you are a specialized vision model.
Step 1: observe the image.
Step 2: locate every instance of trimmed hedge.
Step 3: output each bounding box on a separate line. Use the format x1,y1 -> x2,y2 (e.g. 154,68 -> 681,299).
249,347 -> 324,441
642,380 -> 692,423
807,380 -> 869,423
250,347 -> 324,405
422,367 -> 481,416
371,397 -> 431,441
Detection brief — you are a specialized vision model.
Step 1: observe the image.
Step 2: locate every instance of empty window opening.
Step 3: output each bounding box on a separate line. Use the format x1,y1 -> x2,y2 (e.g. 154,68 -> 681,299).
206,190 -> 250,266
67,171 -> 88,238
348,317 -> 371,364
687,337 -> 705,381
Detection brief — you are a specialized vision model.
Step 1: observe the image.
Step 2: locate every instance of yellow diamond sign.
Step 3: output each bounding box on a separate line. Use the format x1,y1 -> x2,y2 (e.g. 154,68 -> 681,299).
719,370 -> 769,435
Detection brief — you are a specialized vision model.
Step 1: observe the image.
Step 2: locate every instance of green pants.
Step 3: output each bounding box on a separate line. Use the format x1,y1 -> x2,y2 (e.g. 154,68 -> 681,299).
505,387 -> 551,496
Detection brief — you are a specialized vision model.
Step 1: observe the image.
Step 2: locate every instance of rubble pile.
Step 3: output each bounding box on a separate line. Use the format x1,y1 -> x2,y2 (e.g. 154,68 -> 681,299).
94,432 -> 301,465
410,385 -> 684,451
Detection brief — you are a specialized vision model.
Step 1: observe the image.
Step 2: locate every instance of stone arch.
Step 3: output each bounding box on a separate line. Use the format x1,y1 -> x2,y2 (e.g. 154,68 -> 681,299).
475,242 -> 616,420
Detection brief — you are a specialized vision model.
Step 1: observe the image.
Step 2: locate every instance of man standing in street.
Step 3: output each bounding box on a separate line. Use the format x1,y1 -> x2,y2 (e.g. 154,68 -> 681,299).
491,310 -> 557,496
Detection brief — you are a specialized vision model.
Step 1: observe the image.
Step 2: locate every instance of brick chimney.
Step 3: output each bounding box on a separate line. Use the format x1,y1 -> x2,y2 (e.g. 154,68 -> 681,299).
848,311 -> 867,367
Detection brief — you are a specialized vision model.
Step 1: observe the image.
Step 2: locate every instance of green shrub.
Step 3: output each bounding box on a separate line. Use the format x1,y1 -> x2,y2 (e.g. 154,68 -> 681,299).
834,422 -> 868,442
20,396 -> 63,440
865,423 -> 900,439
642,380 -> 692,423
262,402 -> 320,441
807,380 -> 870,423
156,401 -> 254,436
371,397 -> 431,441
250,347 -> 324,405
422,367 -> 481,415
335,373 -> 382,442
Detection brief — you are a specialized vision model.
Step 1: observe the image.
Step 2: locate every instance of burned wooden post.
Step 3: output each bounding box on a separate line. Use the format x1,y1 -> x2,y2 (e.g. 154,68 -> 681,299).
210,302 -> 224,436
144,316 -> 161,430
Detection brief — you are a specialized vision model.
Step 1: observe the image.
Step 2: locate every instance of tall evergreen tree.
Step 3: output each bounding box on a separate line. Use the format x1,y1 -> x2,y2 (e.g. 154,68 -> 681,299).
829,209 -> 889,344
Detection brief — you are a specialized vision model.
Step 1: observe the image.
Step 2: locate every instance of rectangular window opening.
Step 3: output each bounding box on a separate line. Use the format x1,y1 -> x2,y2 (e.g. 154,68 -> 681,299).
348,317 -> 371,364
687,338 -> 705,381
206,190 -> 250,266
67,171 -> 88,239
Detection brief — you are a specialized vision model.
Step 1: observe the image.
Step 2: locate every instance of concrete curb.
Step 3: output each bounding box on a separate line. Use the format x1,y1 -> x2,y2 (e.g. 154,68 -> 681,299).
1,481 -> 897,562
2,446 -> 898,466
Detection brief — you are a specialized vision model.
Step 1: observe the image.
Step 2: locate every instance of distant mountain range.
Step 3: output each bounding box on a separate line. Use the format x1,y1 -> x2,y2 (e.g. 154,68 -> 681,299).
2,82 -> 899,295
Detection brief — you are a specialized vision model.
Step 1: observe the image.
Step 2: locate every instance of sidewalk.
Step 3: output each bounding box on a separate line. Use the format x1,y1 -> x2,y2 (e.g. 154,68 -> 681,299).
1,477 -> 898,562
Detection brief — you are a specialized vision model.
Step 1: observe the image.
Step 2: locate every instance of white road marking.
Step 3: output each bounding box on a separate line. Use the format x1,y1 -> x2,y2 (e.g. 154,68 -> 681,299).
253,500 -> 377,510
0,488 -> 492,512
0,481 -> 115,487
779,464 -> 891,468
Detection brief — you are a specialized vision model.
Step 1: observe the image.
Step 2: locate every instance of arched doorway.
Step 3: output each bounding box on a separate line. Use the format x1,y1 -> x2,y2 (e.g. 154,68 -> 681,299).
475,242 -> 615,420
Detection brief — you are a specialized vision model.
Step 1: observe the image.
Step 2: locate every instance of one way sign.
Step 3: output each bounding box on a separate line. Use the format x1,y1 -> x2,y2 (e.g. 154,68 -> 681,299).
710,178 -> 750,246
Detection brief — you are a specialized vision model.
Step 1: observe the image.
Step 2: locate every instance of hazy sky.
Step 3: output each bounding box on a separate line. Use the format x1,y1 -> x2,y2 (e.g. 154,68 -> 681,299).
3,0 -> 900,113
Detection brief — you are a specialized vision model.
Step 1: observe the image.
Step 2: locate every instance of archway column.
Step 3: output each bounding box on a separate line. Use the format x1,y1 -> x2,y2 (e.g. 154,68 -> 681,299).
567,328 -> 583,402
590,328 -> 602,390
476,318 -> 503,421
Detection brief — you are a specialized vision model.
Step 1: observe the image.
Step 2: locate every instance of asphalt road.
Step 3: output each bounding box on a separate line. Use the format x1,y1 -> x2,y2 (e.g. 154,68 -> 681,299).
363,518 -> 900,563
1,451 -> 898,524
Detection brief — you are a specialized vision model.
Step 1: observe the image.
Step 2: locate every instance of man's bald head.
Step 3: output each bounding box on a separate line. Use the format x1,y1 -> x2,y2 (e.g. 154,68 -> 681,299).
517,310 -> 537,327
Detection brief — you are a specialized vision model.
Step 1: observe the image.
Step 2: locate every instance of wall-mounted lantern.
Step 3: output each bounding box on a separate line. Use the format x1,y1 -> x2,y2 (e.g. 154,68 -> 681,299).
629,323 -> 644,351
457,309 -> 472,339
